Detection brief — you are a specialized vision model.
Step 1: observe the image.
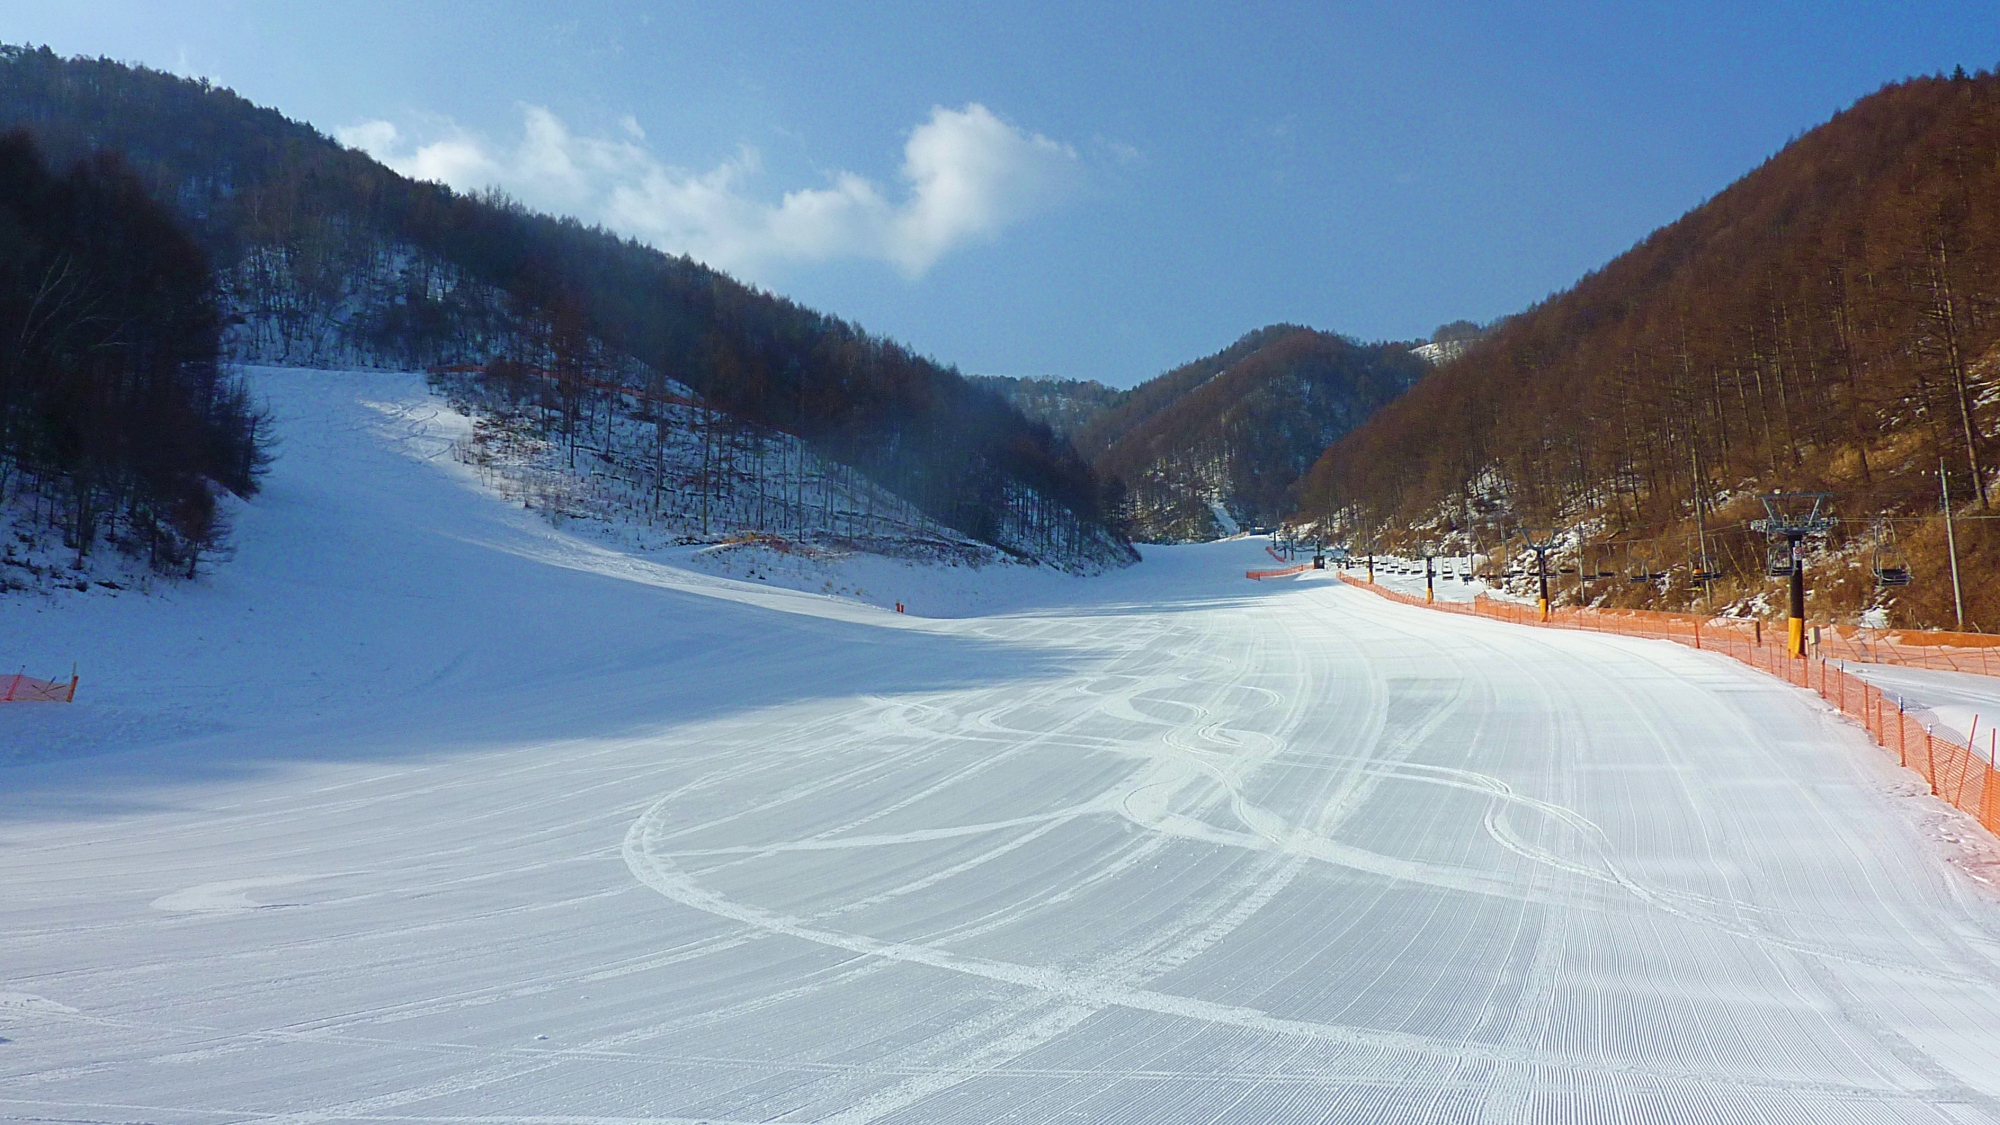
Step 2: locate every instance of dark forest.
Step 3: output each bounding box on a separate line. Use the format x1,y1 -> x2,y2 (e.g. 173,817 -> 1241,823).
0,129 -> 265,577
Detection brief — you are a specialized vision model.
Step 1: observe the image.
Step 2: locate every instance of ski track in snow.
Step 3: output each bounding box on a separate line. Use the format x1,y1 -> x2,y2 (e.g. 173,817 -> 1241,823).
4,368 -> 2000,1121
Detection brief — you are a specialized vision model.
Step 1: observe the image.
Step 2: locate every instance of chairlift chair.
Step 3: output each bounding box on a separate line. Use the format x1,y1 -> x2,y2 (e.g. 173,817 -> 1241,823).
1626,545 -> 1661,584
1872,536 -> 1913,588
1766,542 -> 1797,577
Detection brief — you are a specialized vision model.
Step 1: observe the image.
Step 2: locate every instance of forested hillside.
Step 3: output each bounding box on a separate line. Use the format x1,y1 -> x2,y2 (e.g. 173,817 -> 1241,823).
1301,70 -> 2000,629
0,130 -> 266,586
967,374 -> 1126,441
1085,326 -> 1425,541
0,45 -> 1130,571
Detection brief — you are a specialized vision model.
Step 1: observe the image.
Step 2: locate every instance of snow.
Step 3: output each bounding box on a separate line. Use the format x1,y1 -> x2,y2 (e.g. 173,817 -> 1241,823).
1206,499 -> 1240,537
1849,662 -> 2000,755
5,367 -> 2000,1121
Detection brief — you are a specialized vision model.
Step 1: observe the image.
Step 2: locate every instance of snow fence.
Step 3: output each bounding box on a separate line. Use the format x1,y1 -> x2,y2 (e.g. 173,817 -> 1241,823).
1248,544 -> 1312,580
2,670 -> 77,703
1330,573 -> 2000,839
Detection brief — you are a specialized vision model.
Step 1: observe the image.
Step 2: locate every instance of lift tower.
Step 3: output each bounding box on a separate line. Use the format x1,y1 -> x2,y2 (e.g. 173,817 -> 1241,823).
1516,527 -> 1562,621
1750,493 -> 1835,658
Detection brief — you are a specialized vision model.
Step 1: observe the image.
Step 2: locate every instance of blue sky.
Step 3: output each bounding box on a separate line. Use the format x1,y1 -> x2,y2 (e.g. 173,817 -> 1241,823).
10,2 -> 2000,386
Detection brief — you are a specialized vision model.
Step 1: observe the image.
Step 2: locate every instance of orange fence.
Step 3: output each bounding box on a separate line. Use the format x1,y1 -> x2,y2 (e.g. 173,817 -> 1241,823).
1247,543 -> 1314,580
1330,573 -> 2000,837
2,671 -> 77,703
1817,627 -> 2000,677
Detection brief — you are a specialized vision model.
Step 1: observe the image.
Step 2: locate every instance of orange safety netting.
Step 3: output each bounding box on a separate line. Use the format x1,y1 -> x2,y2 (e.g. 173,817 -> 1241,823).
1817,626 -> 2000,677
1246,564 -> 1311,580
2,671 -> 77,703
1327,573 -> 2000,837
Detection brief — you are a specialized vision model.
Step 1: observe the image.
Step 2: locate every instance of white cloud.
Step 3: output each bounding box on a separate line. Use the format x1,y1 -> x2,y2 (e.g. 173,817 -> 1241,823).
337,103 -> 1077,279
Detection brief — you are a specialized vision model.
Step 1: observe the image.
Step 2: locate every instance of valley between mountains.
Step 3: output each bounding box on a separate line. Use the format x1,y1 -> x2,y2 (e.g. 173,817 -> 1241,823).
5,368 -> 2000,1123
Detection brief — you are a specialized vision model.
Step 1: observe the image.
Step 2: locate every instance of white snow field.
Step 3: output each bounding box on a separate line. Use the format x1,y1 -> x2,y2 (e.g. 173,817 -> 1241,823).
6,369 -> 2000,1123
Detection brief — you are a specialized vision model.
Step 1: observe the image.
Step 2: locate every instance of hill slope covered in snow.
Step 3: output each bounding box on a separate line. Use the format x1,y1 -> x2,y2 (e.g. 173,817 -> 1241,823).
0,44 -> 1129,573
6,360 -> 2000,1121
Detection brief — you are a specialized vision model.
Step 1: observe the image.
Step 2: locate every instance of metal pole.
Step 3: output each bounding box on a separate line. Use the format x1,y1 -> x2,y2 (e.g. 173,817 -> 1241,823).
1537,549 -> 1550,621
1425,553 -> 1435,603
1787,533 -> 1807,658
1691,441 -> 1713,611
1943,457 -> 1966,631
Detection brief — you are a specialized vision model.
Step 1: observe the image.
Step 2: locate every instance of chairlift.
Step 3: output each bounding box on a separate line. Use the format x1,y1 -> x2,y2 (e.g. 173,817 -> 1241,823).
1626,545 -> 1662,584
1766,542 -> 1797,577
1871,527 -> 1914,588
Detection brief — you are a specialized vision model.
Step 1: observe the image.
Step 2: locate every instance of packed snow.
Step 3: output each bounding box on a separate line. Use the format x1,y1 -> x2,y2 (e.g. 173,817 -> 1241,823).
5,368 -> 2000,1122
1849,662 -> 2000,758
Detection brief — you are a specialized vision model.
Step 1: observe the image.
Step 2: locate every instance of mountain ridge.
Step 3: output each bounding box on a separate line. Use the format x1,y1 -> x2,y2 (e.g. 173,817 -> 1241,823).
1297,69 -> 2000,629
1087,325 -> 1426,541
0,44 -> 1132,572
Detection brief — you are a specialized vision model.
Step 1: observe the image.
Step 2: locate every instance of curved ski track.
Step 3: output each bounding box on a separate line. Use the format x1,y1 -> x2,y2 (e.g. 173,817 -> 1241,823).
5,370 -> 2000,1123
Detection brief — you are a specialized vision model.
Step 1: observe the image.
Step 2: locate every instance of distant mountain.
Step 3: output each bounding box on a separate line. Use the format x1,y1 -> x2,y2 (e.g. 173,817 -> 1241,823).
1410,319 -> 1490,367
0,44 -> 1132,571
968,375 -> 1127,441
1083,326 -> 1426,541
1298,69 -> 2000,629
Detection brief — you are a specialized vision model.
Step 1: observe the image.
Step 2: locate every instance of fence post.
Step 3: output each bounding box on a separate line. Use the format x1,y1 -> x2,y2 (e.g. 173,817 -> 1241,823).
1926,727 -> 1939,796
1898,699 -> 1907,766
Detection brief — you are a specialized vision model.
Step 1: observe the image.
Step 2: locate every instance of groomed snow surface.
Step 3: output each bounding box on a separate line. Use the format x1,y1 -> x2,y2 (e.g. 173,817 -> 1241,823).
6,368 -> 2000,1123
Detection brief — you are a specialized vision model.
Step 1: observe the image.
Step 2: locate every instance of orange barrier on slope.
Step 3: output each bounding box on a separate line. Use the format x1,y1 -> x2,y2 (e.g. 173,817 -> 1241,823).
1334,574 -> 2000,837
1247,564 -> 1312,580
2,671 -> 77,703
1817,627 -> 2000,677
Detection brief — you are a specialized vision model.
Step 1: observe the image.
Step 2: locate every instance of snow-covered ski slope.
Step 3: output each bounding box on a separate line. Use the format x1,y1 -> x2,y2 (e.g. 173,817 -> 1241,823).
1852,662 -> 2000,752
6,369 -> 2000,1123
